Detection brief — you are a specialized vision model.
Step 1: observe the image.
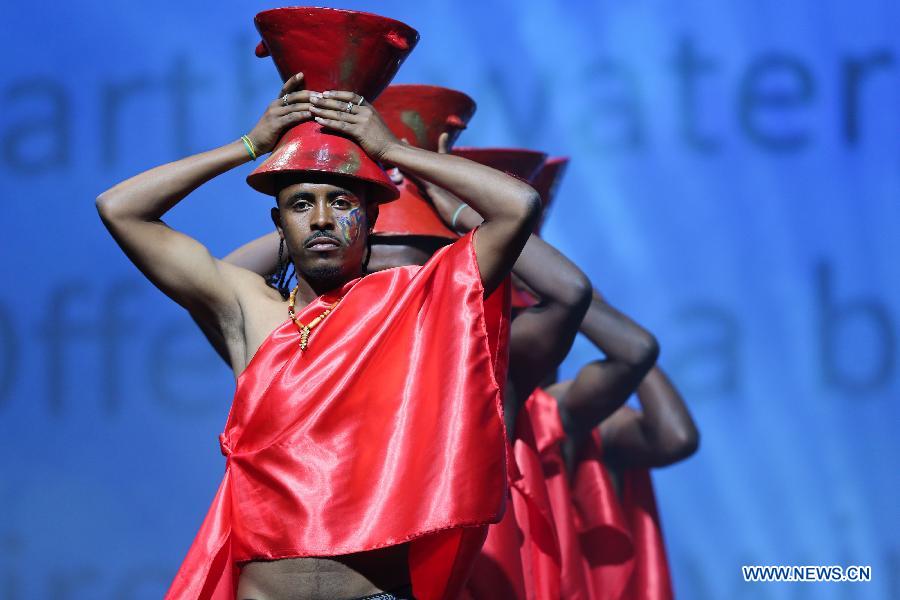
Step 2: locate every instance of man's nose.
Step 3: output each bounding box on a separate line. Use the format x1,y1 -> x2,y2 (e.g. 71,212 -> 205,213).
310,201 -> 335,230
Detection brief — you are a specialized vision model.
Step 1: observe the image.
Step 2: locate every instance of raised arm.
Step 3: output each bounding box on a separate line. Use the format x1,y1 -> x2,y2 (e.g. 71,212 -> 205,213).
308,92 -> 541,295
600,366 -> 699,469
549,290 -> 659,447
96,73 -> 312,362
505,243 -> 591,400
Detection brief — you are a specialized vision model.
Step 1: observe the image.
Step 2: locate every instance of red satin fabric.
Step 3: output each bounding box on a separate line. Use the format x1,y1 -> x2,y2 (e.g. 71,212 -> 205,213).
618,469 -> 674,600
463,487 -> 527,600
164,230 -> 511,600
572,428 -> 674,600
572,430 -> 634,600
527,388 -> 593,600
465,404 -> 561,600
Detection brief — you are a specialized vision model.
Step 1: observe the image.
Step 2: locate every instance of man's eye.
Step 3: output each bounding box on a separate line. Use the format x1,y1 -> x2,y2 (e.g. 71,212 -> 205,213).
332,198 -> 352,209
293,202 -> 311,211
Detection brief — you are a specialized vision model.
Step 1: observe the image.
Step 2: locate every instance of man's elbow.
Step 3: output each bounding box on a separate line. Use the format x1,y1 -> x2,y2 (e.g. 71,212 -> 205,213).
559,271 -> 593,313
514,186 -> 542,232
672,426 -> 700,461
640,333 -> 661,367
95,190 -> 119,223
628,332 -> 660,372
656,426 -> 700,465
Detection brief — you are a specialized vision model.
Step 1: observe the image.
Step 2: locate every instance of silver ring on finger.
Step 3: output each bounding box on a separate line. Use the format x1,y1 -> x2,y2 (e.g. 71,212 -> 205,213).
345,101 -> 354,113
356,95 -> 365,106
282,94 -> 289,107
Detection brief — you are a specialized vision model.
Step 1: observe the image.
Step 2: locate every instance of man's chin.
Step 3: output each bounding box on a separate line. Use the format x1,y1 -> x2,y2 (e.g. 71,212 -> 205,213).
304,264 -> 342,280
298,255 -> 349,284
294,247 -> 364,284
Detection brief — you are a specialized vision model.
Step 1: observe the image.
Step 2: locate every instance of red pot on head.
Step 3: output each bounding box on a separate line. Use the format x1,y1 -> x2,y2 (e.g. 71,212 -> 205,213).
531,157 -> 569,234
372,177 -> 458,239
450,147 -> 547,183
372,85 -> 477,239
246,7 -> 420,203
375,85 -> 476,152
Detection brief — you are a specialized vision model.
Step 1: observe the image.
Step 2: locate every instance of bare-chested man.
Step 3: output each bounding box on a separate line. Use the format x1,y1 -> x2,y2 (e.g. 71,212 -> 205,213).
96,68 -> 539,600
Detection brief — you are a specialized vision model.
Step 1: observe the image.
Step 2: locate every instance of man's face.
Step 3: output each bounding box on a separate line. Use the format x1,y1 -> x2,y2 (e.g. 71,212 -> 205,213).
273,176 -> 372,286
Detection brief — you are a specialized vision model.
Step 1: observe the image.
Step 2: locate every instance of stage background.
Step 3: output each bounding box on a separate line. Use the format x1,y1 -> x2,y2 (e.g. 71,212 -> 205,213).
1,1 -> 897,598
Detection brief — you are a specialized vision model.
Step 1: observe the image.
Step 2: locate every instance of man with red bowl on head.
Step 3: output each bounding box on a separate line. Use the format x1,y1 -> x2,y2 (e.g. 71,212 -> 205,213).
97,8 -> 540,600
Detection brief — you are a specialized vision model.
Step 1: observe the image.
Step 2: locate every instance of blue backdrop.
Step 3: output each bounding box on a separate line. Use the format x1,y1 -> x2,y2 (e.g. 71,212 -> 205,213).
1,1 -> 897,598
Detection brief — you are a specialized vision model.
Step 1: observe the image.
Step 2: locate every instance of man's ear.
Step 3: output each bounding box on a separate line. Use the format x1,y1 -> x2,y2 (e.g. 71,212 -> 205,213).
270,206 -> 284,238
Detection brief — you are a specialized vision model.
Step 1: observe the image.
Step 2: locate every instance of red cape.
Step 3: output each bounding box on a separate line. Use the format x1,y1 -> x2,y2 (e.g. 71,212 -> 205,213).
570,429 -> 634,600
615,468 -> 674,600
464,401 -> 561,600
164,230 -> 511,600
529,389 -> 678,600
527,388 -> 594,599
570,422 -> 675,599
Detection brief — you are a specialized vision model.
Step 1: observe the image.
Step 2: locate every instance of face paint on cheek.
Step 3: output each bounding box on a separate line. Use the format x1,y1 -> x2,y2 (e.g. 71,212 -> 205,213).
336,208 -> 363,245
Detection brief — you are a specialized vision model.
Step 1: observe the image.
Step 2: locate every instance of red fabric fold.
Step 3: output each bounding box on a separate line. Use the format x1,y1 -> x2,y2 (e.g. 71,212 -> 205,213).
572,431 -> 674,600
572,430 -> 634,600
165,230 -> 511,600
464,488 -> 528,600
619,469 -> 674,600
466,405 -> 561,599
527,388 -> 592,599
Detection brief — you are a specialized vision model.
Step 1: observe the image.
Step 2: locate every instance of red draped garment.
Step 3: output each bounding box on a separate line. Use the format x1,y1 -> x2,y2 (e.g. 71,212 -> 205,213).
164,230 -> 511,600
531,388 -> 682,600
572,427 -> 674,600
607,467 -> 674,600
464,400 -> 561,600
527,388 -> 594,599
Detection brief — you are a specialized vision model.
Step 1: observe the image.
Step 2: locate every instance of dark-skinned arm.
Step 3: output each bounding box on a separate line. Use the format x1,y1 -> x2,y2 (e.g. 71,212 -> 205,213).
308,93 -> 541,296
553,289 -> 659,449
600,366 -> 699,469
96,73 -> 313,369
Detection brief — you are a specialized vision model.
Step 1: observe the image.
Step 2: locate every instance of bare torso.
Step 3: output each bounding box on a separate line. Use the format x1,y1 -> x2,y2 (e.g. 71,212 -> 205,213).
236,545 -> 410,600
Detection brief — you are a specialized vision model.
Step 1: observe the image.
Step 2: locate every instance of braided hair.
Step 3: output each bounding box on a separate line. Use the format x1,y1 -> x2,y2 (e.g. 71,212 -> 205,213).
267,237 -> 295,300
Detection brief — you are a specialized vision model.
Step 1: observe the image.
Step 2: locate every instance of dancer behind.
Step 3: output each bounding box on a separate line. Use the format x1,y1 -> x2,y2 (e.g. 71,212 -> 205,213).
429,154 -> 592,600
545,289 -> 699,599
96,65 -> 539,600
457,155 -> 666,599
546,288 -> 665,469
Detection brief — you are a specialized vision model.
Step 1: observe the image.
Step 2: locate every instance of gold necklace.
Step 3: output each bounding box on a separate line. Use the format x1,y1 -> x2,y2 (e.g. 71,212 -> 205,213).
287,286 -> 341,350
